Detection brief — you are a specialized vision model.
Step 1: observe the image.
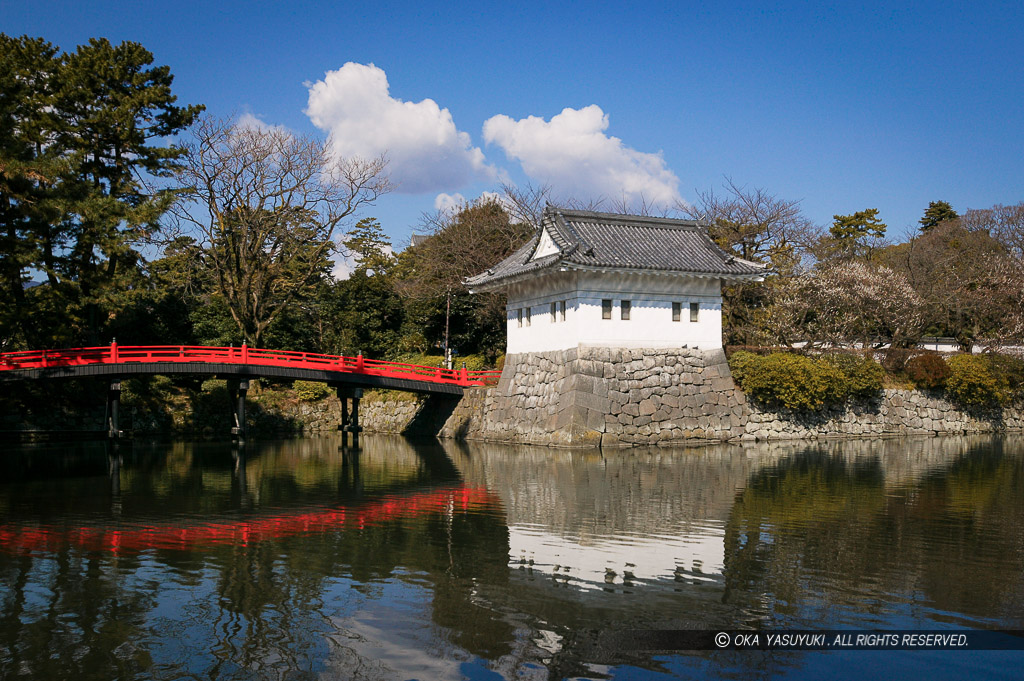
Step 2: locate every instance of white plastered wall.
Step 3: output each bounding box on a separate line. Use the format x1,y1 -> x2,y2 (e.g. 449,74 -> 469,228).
505,269 -> 724,353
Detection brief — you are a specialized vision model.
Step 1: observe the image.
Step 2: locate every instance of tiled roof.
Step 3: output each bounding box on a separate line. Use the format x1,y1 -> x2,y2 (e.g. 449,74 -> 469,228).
465,207 -> 765,290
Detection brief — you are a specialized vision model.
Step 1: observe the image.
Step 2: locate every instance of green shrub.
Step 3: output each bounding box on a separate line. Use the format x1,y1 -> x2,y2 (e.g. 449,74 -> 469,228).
200,378 -> 227,392
905,353 -> 950,390
823,353 -> 884,399
293,380 -> 330,402
982,353 -> 1024,401
727,350 -> 761,385
737,352 -> 847,411
946,354 -> 1007,407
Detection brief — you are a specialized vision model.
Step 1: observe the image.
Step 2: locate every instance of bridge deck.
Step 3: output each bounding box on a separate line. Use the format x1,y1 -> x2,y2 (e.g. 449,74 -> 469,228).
0,345 -> 500,395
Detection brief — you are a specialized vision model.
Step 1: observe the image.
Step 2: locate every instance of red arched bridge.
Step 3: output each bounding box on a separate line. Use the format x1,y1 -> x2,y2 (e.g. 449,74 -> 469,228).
0,343 -> 500,442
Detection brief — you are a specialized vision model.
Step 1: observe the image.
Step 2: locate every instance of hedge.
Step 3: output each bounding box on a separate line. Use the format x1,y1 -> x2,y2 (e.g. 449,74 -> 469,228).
945,353 -> 1024,408
822,353 -> 885,400
728,351 -> 884,411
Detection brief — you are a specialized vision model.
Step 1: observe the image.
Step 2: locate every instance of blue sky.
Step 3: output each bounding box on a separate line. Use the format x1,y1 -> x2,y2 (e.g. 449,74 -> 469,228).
4,0 -> 1023,249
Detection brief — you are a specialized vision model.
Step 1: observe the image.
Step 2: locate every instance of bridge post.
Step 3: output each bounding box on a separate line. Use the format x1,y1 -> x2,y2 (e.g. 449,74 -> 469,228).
338,388 -> 349,446
229,378 -> 249,443
336,386 -> 363,448
107,381 -> 123,439
351,392 -> 362,447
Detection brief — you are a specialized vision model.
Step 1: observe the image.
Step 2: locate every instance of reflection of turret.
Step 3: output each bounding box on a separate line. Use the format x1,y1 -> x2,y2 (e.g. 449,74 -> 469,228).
442,440 -> 763,589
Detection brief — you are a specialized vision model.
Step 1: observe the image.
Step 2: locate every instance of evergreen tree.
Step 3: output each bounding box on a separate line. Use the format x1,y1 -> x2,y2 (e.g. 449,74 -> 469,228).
0,34 -> 202,347
0,35 -> 61,348
919,200 -> 958,232
828,208 -> 887,260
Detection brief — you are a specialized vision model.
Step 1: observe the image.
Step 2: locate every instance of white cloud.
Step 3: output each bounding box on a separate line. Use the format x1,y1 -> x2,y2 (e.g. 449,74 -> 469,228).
483,105 -> 682,208
434,191 -> 515,217
331,243 -> 394,281
306,63 -> 493,194
331,254 -> 357,281
234,112 -> 289,134
434,192 -> 466,212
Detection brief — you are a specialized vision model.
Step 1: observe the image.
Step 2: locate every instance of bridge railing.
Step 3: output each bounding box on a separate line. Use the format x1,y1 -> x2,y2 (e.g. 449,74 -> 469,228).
0,344 -> 502,387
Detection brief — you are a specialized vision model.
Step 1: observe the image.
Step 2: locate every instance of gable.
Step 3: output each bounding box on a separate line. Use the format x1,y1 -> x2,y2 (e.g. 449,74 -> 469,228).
530,226 -> 560,260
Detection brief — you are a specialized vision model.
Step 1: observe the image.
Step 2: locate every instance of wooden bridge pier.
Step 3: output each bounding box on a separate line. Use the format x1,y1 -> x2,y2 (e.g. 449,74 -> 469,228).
105,381 -> 124,440
337,386 -> 363,448
228,378 -> 250,443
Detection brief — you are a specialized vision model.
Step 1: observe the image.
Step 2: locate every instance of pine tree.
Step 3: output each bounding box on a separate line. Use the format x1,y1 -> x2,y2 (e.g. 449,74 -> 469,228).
0,34 -> 202,347
829,208 -> 887,260
919,200 -> 958,232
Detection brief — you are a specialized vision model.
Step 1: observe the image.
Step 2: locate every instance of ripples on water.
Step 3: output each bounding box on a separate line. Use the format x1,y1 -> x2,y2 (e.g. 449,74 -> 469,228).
1,434 -> 1022,680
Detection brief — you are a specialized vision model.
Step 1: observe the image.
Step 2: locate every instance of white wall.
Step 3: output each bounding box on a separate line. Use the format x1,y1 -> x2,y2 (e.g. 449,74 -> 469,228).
504,270 -> 724,353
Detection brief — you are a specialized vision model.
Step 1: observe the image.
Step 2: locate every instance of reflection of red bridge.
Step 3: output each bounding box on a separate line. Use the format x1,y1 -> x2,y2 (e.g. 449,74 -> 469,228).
0,344 -> 501,392
0,486 -> 499,554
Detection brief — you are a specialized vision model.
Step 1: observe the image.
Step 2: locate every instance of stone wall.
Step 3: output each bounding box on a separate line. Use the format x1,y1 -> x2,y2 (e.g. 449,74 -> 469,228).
241,392 -> 436,437
440,347 -> 747,447
744,389 -> 1024,441
440,347 -> 1024,447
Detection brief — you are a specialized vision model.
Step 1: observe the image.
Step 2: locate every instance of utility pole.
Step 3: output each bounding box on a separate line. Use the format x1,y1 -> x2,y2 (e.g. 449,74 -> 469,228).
443,285 -> 452,370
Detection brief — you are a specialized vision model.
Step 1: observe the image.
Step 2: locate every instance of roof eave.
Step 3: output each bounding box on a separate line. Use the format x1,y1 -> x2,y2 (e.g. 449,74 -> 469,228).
560,262 -> 766,281
466,262 -> 765,292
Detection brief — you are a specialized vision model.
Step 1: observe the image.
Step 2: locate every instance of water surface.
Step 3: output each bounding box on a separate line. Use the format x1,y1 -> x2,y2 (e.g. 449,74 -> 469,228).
1,434 -> 1022,680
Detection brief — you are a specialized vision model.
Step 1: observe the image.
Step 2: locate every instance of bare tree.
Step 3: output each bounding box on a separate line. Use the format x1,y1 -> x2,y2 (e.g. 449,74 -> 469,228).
678,178 -> 820,345
680,178 -> 820,271
960,202 -> 1024,259
404,196 -> 533,297
890,219 -> 1020,351
172,116 -> 390,346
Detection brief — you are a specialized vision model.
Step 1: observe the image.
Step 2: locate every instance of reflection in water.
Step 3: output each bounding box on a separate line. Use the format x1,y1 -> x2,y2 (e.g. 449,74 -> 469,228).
0,434 -> 1022,680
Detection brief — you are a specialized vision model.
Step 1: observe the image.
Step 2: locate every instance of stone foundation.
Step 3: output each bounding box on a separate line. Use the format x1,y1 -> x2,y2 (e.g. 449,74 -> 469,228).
439,347 -> 1024,447
439,347 -> 747,446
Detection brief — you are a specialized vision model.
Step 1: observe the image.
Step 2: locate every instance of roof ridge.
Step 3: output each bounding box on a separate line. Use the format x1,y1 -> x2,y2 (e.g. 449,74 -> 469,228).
552,207 -> 706,230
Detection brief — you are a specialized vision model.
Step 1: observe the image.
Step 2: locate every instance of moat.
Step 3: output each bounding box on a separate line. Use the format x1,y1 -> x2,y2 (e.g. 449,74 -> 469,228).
1,434 -> 1022,680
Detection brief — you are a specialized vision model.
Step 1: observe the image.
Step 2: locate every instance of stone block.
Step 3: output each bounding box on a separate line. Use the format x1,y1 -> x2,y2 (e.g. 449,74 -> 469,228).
711,377 -> 733,392
703,348 -> 727,365
639,399 -> 656,416
601,432 -> 630,448
574,390 -> 611,414
573,374 -> 595,394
